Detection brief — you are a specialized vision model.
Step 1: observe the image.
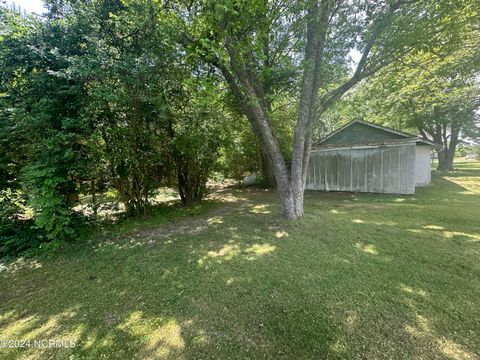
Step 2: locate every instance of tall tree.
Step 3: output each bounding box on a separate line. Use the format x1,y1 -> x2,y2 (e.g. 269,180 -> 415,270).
0,5 -> 92,240
325,3 -> 480,171
0,0 -> 228,251
361,60 -> 478,171
183,0 -> 479,218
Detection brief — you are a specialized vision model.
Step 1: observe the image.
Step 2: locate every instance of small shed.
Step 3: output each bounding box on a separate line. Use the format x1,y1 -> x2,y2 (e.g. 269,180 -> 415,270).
306,120 -> 437,194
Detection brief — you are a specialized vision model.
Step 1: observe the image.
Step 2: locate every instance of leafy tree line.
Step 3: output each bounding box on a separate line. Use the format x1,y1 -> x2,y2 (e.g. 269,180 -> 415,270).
177,0 -> 480,217
1,0 -> 479,256
0,1 -> 259,255
325,3 -> 480,171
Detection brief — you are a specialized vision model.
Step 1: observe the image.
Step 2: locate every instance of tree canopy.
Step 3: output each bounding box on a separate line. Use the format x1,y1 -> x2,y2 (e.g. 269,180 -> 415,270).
321,3 -> 480,170
0,0 -> 479,255
179,0 -> 480,217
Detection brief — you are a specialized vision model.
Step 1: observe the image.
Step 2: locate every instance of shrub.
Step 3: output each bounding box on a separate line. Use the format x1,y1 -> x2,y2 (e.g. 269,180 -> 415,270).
0,190 -> 42,257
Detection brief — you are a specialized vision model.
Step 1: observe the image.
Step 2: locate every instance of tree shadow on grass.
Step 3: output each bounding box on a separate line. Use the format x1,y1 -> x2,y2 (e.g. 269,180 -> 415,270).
0,195 -> 339,359
1,185 -> 479,359
304,188 -> 479,358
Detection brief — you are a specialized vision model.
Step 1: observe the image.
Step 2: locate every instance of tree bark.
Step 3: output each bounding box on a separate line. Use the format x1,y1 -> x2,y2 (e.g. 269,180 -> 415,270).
217,43 -> 297,218
259,148 -> 276,187
437,149 -> 454,171
209,1 -> 403,219
437,126 -> 458,171
290,1 -> 330,217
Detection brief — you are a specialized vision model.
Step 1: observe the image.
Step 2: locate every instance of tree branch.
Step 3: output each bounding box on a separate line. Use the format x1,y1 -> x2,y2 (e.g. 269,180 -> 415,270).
314,0 -> 405,120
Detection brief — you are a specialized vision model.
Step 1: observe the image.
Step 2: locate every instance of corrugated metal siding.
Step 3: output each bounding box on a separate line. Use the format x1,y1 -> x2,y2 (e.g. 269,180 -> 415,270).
306,144 -> 416,194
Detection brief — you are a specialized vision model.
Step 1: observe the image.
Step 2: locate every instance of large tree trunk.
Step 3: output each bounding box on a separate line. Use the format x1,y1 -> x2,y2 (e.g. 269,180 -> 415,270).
253,111 -> 297,218
217,47 -> 299,218
437,149 -> 455,171
421,122 -> 459,172
212,1 -> 397,219
437,128 -> 458,171
286,1 -> 331,217
259,148 -> 276,187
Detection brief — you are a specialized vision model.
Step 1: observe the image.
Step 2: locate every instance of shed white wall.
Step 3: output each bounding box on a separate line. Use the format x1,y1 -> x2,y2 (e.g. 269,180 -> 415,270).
414,146 -> 432,186
306,143 -> 416,194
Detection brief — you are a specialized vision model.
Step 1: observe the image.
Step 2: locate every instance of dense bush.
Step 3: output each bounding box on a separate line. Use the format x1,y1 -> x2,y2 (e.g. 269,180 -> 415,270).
0,190 -> 42,257
171,79 -> 226,205
0,2 -> 228,255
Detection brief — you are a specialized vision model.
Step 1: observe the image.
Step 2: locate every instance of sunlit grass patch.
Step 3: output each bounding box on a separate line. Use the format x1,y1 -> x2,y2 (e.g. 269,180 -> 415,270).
1,160 -> 479,359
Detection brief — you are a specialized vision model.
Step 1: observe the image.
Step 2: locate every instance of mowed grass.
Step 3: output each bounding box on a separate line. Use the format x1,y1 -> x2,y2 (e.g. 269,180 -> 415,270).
1,161 -> 479,359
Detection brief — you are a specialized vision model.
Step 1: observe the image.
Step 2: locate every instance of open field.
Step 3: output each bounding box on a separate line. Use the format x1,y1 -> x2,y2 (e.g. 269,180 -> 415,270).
1,160 -> 479,359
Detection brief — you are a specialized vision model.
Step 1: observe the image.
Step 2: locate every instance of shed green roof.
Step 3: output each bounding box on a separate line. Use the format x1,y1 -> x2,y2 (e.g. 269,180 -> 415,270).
314,120 -> 437,149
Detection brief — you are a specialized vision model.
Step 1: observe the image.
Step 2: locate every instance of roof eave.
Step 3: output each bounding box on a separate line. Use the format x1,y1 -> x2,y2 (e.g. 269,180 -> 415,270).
314,119 -> 418,147
312,138 -> 418,151
416,139 -> 441,148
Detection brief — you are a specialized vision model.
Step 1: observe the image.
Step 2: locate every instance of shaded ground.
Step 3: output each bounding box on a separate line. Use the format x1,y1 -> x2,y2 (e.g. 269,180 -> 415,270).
1,160 -> 479,359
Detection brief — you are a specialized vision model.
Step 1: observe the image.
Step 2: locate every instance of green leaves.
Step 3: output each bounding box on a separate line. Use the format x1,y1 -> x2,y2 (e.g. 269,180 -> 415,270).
322,0 -> 479,169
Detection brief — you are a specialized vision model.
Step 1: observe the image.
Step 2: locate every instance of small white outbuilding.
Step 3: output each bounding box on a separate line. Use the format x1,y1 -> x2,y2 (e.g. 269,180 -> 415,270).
306,120 -> 438,194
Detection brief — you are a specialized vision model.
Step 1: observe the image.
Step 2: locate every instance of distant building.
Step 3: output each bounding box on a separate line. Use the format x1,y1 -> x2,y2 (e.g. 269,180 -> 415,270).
306,120 -> 438,194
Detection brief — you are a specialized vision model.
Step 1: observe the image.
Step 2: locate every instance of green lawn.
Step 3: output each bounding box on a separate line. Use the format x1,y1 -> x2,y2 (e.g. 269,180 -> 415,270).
1,161 -> 479,359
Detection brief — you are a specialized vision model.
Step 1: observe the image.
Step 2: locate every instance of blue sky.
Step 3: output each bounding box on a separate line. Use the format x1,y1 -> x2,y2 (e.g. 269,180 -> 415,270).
7,0 -> 46,14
